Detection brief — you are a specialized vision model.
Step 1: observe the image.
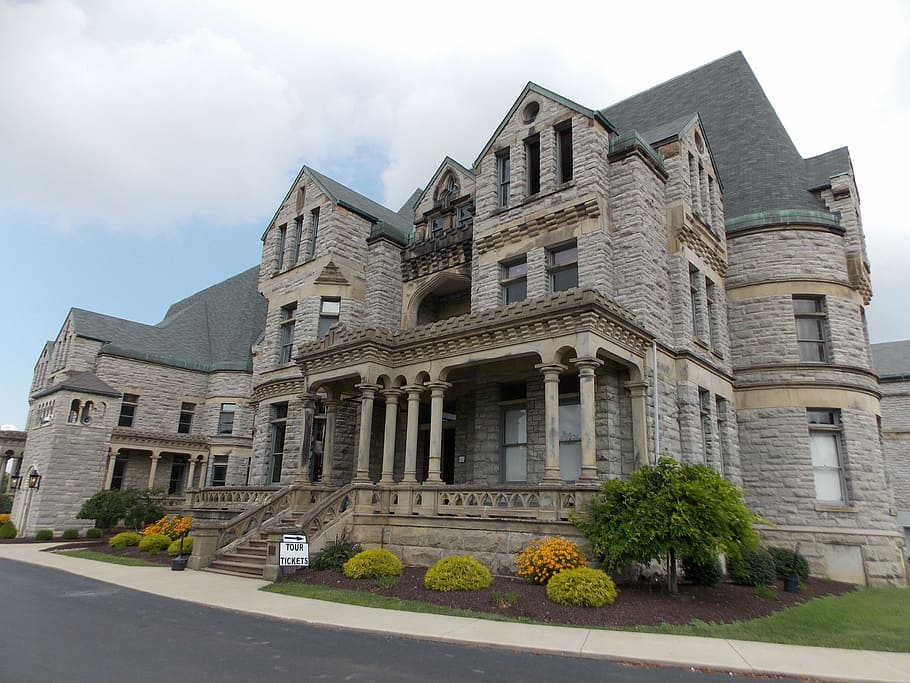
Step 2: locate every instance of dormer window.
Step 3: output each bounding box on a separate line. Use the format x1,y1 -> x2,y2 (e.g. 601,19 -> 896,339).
436,173 -> 459,209
555,122 -> 573,184
429,216 -> 445,236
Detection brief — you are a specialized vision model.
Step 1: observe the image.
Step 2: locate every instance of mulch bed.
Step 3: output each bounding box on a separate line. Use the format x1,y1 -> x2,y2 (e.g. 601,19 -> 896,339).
284,566 -> 855,627
42,538 -> 175,566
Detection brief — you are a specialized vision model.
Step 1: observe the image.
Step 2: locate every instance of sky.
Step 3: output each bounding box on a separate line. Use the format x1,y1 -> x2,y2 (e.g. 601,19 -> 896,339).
1,0 -> 908,430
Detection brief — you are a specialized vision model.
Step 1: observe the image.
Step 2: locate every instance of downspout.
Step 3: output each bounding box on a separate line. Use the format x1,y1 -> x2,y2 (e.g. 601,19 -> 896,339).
652,340 -> 660,463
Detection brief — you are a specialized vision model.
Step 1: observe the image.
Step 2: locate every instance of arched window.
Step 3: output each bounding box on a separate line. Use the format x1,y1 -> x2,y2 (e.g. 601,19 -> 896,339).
435,173 -> 459,209
68,399 -> 81,423
81,401 -> 94,425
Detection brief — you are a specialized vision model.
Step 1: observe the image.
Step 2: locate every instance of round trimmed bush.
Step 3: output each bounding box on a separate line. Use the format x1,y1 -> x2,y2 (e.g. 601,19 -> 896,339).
167,536 -> 194,557
86,528 -> 102,539
0,520 -> 17,539
342,548 -> 402,579
109,531 -> 142,548
0,513 -> 10,525
682,556 -> 723,586
728,547 -> 776,587
546,567 -> 618,607
516,537 -> 587,585
139,533 -> 172,555
62,528 -> 80,540
768,547 -> 810,581
424,556 -> 492,592
35,530 -> 54,541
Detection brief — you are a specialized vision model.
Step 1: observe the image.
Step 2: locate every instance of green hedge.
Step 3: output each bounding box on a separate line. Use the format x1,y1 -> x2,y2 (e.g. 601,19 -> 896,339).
424,556 -> 492,592
342,549 -> 402,579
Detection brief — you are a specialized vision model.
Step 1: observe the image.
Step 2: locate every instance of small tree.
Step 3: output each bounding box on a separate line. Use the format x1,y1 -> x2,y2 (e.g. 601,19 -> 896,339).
121,488 -> 165,530
573,457 -> 760,593
77,489 -> 127,529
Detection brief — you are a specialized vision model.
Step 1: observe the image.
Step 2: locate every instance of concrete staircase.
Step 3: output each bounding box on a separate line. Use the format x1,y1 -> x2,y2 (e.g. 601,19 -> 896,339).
206,538 -> 268,578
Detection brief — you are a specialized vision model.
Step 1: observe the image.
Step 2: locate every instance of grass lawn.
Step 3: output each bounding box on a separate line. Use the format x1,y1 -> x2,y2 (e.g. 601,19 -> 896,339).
59,549 -> 165,567
263,582 -> 910,653
644,587 -> 910,652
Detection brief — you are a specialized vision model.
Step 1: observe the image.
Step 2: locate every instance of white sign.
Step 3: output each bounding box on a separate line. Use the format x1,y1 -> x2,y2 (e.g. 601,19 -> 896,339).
279,534 -> 309,567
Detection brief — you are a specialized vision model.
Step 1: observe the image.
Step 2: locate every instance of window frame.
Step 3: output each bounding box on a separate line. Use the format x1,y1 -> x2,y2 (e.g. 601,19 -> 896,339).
276,223 -> 287,272
308,207 -> 320,259
501,404 -> 528,483
793,296 -> 828,363
269,403 -> 289,485
278,303 -> 297,364
217,403 -> 236,435
318,297 -> 341,338
496,149 -> 511,208
555,121 -> 573,184
524,133 -> 540,197
500,256 -> 528,305
807,409 -> 848,504
211,455 -> 229,487
118,393 -> 139,428
177,401 -> 195,435
292,215 -> 303,266
698,388 -> 711,465
547,241 -> 579,292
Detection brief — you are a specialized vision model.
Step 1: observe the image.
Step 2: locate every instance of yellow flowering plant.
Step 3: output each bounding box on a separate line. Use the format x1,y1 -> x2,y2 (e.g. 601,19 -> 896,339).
141,514 -> 191,539
516,536 -> 586,585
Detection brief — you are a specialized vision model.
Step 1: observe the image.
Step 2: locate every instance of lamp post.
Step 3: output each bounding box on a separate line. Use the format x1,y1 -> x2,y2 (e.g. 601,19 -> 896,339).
171,532 -> 188,571
27,470 -> 41,490
8,474 -> 22,491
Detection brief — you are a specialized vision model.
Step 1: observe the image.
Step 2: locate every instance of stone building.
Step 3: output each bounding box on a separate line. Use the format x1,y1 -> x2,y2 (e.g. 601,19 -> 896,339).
872,341 -> 910,557
9,52 -> 907,586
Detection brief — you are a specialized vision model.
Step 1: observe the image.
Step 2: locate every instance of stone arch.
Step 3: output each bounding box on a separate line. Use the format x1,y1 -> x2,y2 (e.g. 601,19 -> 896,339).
434,171 -> 459,208
404,270 -> 471,328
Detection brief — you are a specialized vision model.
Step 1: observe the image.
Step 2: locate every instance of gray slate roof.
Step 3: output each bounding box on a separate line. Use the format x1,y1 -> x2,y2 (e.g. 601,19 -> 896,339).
70,266 -> 265,372
600,51 -> 850,225
307,168 -> 412,234
872,341 -> 910,379
32,371 -> 120,400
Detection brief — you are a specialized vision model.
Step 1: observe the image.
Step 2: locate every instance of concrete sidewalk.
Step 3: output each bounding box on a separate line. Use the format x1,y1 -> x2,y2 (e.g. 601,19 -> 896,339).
2,543 -> 908,683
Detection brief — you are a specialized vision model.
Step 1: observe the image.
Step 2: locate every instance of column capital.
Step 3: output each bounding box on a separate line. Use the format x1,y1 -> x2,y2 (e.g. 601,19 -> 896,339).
324,397 -> 342,411
535,362 -> 567,378
402,384 -> 425,396
381,388 -> 404,402
424,380 -> 452,395
570,357 -> 603,373
149,453 -> 161,461
297,392 -> 317,409
624,380 -> 649,397
355,383 -> 382,398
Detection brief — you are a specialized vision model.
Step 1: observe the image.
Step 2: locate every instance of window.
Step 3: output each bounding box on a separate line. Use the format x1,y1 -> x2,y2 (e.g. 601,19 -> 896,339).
715,397 -> 728,477
292,216 -> 303,265
269,403 -> 288,484
706,278 -> 719,350
556,122 -> 573,184
118,393 -> 139,428
218,403 -> 236,435
279,303 -> 296,364
318,298 -> 341,338
308,207 -> 320,259
698,388 -> 711,465
429,216 -> 444,236
548,242 -> 578,292
688,153 -> 700,214
496,150 -> 510,208
502,406 -> 527,482
456,204 -> 473,229
689,265 -> 701,337
211,455 -> 229,487
807,409 -> 847,504
68,399 -> 81,423
501,257 -> 528,305
177,402 -> 195,434
168,456 -> 187,495
276,223 -> 287,271
110,455 -> 128,490
793,296 -> 827,362
559,400 -> 581,481
525,134 -> 540,196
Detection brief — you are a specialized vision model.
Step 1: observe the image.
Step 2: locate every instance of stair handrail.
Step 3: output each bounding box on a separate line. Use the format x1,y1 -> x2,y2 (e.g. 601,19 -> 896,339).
290,483 -> 357,549
216,483 -> 297,556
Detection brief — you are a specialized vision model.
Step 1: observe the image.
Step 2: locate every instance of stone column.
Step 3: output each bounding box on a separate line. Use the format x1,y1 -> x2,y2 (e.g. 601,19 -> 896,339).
402,385 -> 423,483
0,454 -> 9,493
536,363 -> 566,483
380,388 -> 402,483
321,398 -> 341,485
298,393 -> 317,482
425,381 -> 451,484
573,357 -> 602,482
186,456 -> 198,491
198,454 -> 210,488
104,451 -> 119,489
625,380 -> 650,468
147,452 -> 161,489
354,384 -> 380,482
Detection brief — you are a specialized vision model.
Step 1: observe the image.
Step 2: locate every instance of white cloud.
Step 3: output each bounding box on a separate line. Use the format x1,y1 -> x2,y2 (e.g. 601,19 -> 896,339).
0,0 -> 907,340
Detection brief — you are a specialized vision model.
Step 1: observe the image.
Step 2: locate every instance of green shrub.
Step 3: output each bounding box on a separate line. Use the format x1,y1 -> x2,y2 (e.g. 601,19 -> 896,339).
755,584 -> 777,600
424,556 -> 492,592
167,536 -> 194,557
342,548 -> 402,579
309,534 -> 363,572
86,528 -> 102,539
62,528 -> 80,540
0,494 -> 11,514
139,533 -> 172,555
109,531 -> 141,548
682,555 -> 723,586
546,567 -> 619,607
35,529 -> 54,541
728,547 -> 776,587
77,488 -> 165,530
768,546 -> 810,581
0,520 -> 17,539
516,537 -> 587,585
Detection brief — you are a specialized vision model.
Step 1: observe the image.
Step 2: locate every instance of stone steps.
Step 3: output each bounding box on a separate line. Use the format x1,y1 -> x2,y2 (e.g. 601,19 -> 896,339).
206,538 -> 269,578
